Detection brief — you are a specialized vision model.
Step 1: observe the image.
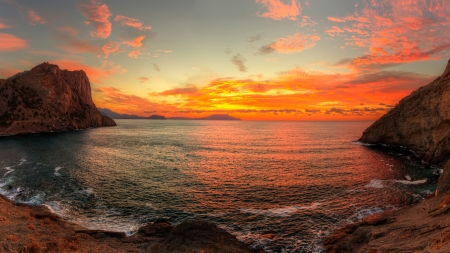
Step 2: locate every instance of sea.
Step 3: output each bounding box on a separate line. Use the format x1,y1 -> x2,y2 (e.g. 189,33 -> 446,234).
0,120 -> 439,252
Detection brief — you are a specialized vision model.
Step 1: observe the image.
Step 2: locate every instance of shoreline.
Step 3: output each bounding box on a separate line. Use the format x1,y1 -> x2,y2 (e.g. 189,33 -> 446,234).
324,186 -> 450,252
0,194 -> 256,253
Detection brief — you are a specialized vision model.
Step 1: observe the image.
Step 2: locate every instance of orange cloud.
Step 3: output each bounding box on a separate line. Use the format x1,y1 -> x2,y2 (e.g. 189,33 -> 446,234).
270,33 -> 320,53
58,26 -> 79,37
102,41 -> 120,58
327,0 -> 450,70
0,33 -> 27,51
0,23 -> 10,29
78,0 -> 112,39
27,10 -> 46,25
114,15 -> 152,30
93,87 -> 179,116
143,65 -> 433,120
255,0 -> 301,20
124,35 -> 145,47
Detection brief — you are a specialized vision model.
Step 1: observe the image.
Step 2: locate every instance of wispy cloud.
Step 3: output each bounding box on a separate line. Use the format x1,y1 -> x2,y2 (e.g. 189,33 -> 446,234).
0,32 -> 27,51
56,29 -> 102,55
123,35 -> 145,47
255,0 -> 301,20
231,54 -> 247,72
78,0 -> 112,39
247,34 -> 263,42
27,10 -> 46,25
102,41 -> 120,58
261,33 -> 320,54
114,15 -> 151,30
138,77 -> 150,83
0,23 -> 10,29
153,63 -> 160,72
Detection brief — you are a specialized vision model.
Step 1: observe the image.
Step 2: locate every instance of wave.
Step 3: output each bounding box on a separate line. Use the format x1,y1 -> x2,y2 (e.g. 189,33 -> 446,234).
240,203 -> 321,217
54,166 -> 63,176
351,141 -> 376,147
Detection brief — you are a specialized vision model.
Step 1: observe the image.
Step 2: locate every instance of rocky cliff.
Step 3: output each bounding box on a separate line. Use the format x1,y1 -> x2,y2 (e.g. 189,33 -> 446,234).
0,63 -> 116,136
359,60 -> 450,165
324,61 -> 450,252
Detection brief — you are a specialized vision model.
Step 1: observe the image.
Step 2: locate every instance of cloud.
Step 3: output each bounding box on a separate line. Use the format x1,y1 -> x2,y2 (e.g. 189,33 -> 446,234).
56,30 -> 102,55
298,16 -> 317,28
270,33 -> 320,53
0,33 -> 27,51
138,77 -> 150,83
247,34 -> 263,42
0,23 -> 9,29
147,65 -> 432,119
231,54 -> 247,72
153,63 -> 160,72
102,41 -> 120,58
114,15 -> 152,30
257,44 -> 275,55
27,10 -> 46,25
58,26 -> 79,37
325,0 -> 450,70
128,49 -> 147,58
78,0 -> 112,39
93,87 -> 179,116
255,0 -> 301,20
123,35 -> 145,47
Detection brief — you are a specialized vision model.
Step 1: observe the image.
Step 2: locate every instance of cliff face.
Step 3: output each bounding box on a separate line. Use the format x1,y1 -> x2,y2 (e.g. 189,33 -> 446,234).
0,63 -> 116,135
324,60 -> 450,252
359,60 -> 450,165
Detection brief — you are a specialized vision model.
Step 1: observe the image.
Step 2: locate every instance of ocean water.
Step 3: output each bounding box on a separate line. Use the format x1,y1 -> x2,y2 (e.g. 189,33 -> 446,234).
0,120 -> 439,252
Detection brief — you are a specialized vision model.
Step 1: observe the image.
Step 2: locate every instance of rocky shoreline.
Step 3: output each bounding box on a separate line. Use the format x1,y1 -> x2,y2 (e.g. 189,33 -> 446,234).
324,61 -> 450,252
0,194 -> 256,253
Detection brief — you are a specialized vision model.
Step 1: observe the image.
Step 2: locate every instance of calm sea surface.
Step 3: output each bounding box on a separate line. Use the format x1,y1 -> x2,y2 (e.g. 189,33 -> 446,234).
0,120 -> 439,252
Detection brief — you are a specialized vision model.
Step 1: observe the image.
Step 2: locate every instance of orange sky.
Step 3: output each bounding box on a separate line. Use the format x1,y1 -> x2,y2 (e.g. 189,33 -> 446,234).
1,0 -> 450,120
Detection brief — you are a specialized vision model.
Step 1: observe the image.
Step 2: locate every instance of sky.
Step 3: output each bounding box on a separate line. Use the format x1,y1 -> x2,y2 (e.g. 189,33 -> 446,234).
1,0 -> 450,120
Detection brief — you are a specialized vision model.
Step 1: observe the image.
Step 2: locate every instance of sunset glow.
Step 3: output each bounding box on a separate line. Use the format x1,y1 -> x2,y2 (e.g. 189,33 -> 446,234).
1,0 -> 449,120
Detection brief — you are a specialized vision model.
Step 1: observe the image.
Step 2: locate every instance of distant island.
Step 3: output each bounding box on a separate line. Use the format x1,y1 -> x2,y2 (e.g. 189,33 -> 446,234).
169,114 -> 241,121
99,108 -> 241,121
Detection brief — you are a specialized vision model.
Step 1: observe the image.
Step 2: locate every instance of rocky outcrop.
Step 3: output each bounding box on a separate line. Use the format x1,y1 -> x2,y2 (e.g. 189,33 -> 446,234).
324,60 -> 450,252
359,59 -> 450,165
0,195 -> 253,253
0,62 -> 116,136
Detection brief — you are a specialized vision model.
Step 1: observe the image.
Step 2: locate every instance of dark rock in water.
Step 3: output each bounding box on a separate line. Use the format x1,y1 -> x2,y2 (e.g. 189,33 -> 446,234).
359,59 -> 450,166
0,62 -> 116,136
156,220 -> 252,253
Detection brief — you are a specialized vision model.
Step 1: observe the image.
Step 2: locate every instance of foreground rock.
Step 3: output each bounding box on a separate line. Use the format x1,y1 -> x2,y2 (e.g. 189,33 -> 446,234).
359,59 -> 450,165
0,62 -> 116,136
0,195 -> 253,253
325,61 -> 450,252
324,160 -> 450,252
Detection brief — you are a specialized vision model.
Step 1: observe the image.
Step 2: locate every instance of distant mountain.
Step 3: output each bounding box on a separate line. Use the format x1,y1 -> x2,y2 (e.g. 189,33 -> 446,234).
98,108 -> 144,119
169,114 -> 241,121
98,108 -> 167,120
148,114 -> 166,120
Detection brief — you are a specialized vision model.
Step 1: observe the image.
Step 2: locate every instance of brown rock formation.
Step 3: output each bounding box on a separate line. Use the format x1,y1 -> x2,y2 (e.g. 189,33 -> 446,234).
0,62 -> 116,136
324,60 -> 450,252
359,59 -> 450,165
0,195 -> 253,253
